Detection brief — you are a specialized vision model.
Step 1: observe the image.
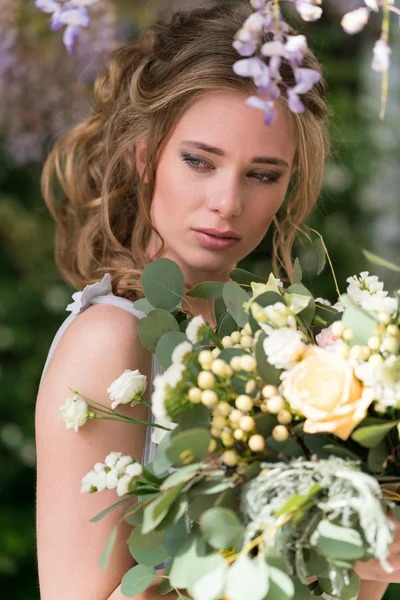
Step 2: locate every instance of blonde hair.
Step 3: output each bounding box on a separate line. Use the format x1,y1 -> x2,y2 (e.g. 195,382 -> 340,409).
42,2 -> 329,300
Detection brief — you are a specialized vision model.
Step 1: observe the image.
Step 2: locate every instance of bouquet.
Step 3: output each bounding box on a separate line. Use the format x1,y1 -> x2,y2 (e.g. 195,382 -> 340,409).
61,247 -> 400,600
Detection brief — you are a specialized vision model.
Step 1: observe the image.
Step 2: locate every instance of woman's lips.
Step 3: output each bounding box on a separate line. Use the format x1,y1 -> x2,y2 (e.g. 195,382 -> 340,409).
192,229 -> 241,250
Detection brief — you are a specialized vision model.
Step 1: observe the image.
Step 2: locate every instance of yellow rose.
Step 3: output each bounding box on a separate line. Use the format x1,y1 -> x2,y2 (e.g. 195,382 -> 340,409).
281,347 -> 373,440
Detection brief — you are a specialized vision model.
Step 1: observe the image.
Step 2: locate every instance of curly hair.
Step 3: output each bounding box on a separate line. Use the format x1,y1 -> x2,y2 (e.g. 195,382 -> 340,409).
41,1 -> 330,301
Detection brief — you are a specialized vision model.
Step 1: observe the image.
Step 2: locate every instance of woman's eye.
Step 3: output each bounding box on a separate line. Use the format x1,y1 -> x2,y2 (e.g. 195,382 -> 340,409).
181,153 -> 281,186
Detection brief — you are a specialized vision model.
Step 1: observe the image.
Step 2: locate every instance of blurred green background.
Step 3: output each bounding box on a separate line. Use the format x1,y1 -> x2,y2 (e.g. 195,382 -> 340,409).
0,1 -> 399,598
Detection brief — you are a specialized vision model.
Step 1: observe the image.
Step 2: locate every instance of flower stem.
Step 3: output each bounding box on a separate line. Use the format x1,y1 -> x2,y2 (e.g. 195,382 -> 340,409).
308,228 -> 341,298
380,0 -> 390,120
208,326 -> 224,350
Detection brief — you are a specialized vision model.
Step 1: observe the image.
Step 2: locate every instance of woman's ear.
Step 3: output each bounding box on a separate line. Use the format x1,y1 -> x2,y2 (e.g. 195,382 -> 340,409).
135,136 -> 149,183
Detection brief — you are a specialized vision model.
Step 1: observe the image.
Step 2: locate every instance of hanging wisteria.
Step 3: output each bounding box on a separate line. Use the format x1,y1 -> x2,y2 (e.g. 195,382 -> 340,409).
232,0 -> 398,124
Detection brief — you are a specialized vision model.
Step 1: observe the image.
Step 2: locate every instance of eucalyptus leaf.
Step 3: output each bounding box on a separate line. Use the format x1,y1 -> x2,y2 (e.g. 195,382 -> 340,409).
363,249 -> 400,273
310,521 -> 364,560
351,420 -> 400,448
156,331 -> 187,369
174,403 -> 210,430
162,518 -> 189,557
340,293 -> 377,347
318,570 -> 360,600
99,525 -> 118,572
189,493 -> 220,522
313,237 -> 326,275
152,431 -> 173,477
191,478 -> 235,495
166,428 -> 211,467
128,527 -> 166,552
265,566 -> 295,600
160,463 -> 203,490
190,564 -> 228,600
187,281 -> 225,299
121,564 -> 157,597
229,268 -> 266,285
158,561 -> 173,595
223,281 -> 249,328
255,332 -> 282,387
169,535 -> 213,589
214,296 -> 228,326
200,507 -> 245,550
292,258 -> 303,284
129,544 -> 170,568
217,311 -> 238,338
141,258 -> 185,310
266,435 -> 304,458
90,495 -> 133,523
156,495 -> 188,529
142,484 -> 185,534
133,297 -> 156,313
225,555 -> 270,600
138,310 -> 179,353
367,442 -> 387,473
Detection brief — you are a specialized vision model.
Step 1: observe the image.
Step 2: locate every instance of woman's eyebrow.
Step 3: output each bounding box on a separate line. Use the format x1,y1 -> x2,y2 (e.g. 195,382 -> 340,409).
181,140 -> 289,167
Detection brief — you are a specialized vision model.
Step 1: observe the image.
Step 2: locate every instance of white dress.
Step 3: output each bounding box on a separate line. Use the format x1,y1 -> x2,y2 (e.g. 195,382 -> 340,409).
38,274 -> 357,600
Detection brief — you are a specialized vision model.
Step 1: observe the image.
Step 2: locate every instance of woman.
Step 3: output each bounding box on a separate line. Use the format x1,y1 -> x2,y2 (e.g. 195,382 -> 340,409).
35,3 -> 399,599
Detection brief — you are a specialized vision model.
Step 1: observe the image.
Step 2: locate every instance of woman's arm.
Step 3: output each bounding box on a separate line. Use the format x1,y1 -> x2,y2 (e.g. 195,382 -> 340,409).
357,581 -> 388,600
36,303 -> 153,600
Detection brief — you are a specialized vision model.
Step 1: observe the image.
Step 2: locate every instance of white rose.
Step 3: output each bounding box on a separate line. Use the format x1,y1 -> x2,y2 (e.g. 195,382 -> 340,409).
60,394 -> 90,432
263,328 -> 306,370
107,369 -> 147,411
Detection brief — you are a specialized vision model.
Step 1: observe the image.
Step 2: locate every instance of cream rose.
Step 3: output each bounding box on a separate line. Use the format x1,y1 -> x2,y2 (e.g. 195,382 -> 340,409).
281,347 -> 373,440
60,394 -> 90,433
107,369 -> 147,410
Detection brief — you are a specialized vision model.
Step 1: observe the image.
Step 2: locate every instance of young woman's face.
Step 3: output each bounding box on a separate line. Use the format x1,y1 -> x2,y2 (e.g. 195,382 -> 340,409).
142,91 -> 297,283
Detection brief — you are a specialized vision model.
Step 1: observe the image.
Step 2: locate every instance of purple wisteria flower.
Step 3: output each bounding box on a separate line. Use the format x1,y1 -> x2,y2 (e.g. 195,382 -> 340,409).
233,1 -> 322,125
35,0 -> 97,54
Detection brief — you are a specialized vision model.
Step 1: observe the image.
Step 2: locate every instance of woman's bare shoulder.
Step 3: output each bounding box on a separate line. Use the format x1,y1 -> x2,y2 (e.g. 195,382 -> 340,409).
35,302 -> 152,600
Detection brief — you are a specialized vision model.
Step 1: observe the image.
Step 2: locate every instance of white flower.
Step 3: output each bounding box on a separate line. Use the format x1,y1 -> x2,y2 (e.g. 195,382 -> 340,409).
316,325 -> 342,352
125,462 -> 143,478
107,369 -> 147,411
263,302 -> 297,329
116,474 -> 131,497
105,469 -> 119,490
60,394 -> 90,432
315,297 -> 331,307
263,328 -> 306,370
171,341 -> 193,365
372,40 -> 391,73
105,451 -> 122,469
364,0 -> 379,11
186,315 -> 207,344
347,272 -> 397,314
115,455 -> 133,474
66,273 -> 112,315
355,356 -> 400,411
81,467 -> 107,493
295,0 -> 323,22
341,8 -> 370,35
151,415 -> 178,445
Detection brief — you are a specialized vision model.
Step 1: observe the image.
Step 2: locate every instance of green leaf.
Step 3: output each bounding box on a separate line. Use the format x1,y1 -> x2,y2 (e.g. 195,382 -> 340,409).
129,544 -> 170,568
229,268 -> 266,285
156,331 -> 187,369
313,237 -> 326,275
128,528 -> 166,551
285,284 -> 315,328
152,431 -> 173,477
166,428 -> 211,467
319,570 -> 360,600
200,507 -> 245,550
265,566 -> 295,600
275,484 -> 321,518
133,298 -> 156,313
169,536 -> 214,588
225,555 -> 270,600
158,562 -> 173,595
363,249 -> 400,273
100,525 -> 118,572
187,281 -> 225,299
292,577 -> 310,600
156,495 -> 188,529
138,309 -> 179,352
255,332 -> 282,387
160,463 -> 203,490
223,281 -> 249,328
292,258 -> 303,284
162,518 -> 189,557
142,484 -> 185,534
255,413 -> 278,438
90,495 -> 133,523
188,493 -> 220,522
321,444 -> 360,460
141,258 -> 185,311
340,293 -> 377,347
217,311 -> 238,338
310,521 -> 364,560
214,296 -> 228,326
121,564 -> 157,597
191,478 -> 235,495
174,403 -> 210,430
191,564 -> 228,600
266,435 -> 304,458
368,442 -> 387,473
351,420 -> 400,448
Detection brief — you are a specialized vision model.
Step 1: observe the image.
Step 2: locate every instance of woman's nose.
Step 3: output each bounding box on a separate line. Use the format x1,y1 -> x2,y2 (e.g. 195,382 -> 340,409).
205,177 -> 243,219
